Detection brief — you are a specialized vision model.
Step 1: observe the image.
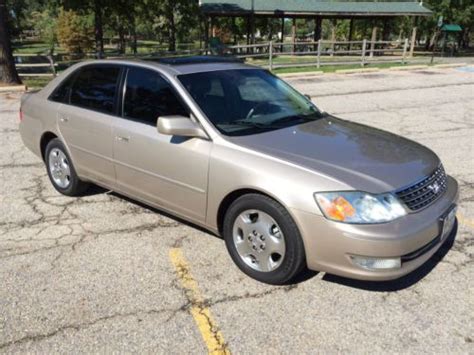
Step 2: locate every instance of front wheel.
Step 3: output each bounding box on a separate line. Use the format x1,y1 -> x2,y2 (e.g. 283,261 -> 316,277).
223,194 -> 306,285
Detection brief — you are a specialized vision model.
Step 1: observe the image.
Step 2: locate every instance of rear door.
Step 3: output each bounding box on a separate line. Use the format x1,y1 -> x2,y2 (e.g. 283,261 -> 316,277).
112,66 -> 211,222
57,65 -> 121,186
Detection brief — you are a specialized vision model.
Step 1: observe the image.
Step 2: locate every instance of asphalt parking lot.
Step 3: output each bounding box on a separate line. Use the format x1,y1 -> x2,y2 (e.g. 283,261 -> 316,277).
1,66 -> 473,353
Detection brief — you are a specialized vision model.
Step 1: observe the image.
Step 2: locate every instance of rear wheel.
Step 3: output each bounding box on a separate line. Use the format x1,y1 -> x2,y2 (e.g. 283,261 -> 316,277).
223,194 -> 306,284
45,138 -> 89,196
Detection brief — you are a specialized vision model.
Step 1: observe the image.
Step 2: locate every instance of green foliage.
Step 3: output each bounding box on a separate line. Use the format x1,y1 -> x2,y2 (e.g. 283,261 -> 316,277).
28,9 -> 57,53
420,0 -> 474,47
56,8 -> 93,54
7,0 -> 474,53
144,0 -> 200,50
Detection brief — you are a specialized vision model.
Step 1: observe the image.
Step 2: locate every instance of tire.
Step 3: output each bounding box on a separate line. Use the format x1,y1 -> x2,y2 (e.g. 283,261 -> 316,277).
45,138 -> 89,196
223,193 -> 306,285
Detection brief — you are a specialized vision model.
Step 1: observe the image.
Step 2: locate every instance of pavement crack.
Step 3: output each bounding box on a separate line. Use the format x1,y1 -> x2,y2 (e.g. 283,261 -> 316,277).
206,284 -> 298,307
0,307 -> 177,350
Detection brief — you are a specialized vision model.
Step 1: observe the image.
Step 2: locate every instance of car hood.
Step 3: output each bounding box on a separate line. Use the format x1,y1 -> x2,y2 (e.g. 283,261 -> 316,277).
227,116 -> 440,193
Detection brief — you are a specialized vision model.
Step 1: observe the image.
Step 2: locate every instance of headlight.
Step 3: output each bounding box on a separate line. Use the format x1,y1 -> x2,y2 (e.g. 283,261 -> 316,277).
314,191 -> 406,224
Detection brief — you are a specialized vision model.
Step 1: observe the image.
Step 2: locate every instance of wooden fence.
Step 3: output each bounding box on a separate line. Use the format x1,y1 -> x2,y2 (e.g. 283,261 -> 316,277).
14,38 -> 412,77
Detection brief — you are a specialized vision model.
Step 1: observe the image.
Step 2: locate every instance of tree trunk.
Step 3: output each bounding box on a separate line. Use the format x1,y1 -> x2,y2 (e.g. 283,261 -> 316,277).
132,28 -> 137,55
124,11 -> 137,55
461,28 -> 469,49
232,17 -> 237,45
268,19 -> 273,41
94,0 -> 104,57
167,3 -> 176,52
382,19 -> 391,41
0,0 -> 21,84
118,22 -> 125,54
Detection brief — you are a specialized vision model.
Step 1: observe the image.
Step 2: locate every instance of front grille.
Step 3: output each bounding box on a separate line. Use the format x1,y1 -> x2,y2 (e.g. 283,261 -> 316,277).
396,165 -> 447,211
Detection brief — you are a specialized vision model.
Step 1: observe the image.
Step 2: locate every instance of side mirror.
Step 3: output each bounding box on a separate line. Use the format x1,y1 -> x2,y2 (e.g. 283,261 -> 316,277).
157,115 -> 208,139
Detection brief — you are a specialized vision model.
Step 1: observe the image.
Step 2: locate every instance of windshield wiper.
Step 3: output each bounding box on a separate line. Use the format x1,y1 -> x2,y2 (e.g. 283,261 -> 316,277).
270,113 -> 322,126
220,120 -> 280,129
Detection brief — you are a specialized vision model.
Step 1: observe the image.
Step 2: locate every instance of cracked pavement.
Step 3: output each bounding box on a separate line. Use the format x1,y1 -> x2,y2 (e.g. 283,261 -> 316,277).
1,66 -> 473,353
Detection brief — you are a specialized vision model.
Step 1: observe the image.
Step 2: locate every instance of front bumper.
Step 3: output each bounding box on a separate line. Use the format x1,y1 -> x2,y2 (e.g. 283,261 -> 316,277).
291,175 -> 459,281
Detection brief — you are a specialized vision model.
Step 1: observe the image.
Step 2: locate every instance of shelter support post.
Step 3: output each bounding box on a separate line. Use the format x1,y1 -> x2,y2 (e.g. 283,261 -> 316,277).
250,14 -> 255,46
204,16 -> 209,51
409,17 -> 418,57
370,25 -> 377,58
314,17 -> 322,52
246,15 -> 251,53
210,16 -> 216,37
292,18 -> 296,54
331,19 -> 337,56
280,17 -> 285,53
348,18 -> 354,51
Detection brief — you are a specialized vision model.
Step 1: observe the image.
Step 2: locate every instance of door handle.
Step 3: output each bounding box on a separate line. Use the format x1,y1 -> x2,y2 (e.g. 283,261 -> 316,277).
115,135 -> 130,142
59,116 -> 69,123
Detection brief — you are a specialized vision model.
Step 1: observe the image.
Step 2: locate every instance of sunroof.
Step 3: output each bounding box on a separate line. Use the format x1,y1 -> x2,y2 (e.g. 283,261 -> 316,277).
156,55 -> 244,65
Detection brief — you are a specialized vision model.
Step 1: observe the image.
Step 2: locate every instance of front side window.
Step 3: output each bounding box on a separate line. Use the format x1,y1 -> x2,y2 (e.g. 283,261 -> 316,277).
179,69 -> 323,136
123,67 -> 188,125
70,66 -> 120,114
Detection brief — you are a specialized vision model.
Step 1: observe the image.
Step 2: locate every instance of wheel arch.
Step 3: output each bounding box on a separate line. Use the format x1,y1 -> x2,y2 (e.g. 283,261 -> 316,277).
40,131 -> 58,161
216,188 -> 289,236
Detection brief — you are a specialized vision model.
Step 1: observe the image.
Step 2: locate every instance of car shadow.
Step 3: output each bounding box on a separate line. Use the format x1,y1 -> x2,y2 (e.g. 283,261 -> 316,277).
78,185 -> 458,289
80,184 -> 108,196
110,191 -> 220,238
321,221 -> 458,291
79,185 -> 219,238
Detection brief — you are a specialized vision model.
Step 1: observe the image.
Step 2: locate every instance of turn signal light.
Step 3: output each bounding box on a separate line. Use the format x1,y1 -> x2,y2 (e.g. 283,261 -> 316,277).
316,195 -> 355,221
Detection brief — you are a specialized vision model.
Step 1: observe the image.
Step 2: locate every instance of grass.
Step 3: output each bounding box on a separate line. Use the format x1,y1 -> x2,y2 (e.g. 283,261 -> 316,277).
271,61 -> 419,74
14,41 -> 436,88
12,40 -> 66,55
20,60 -> 426,90
13,39 -> 202,57
22,76 -> 54,89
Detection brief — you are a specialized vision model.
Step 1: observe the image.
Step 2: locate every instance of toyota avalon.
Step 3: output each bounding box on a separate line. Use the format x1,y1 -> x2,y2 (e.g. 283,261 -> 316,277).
19,56 -> 459,284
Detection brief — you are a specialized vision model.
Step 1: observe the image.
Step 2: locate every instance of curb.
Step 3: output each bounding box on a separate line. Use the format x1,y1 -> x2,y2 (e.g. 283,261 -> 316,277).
433,63 -> 467,68
278,71 -> 324,78
335,68 -> 380,74
388,65 -> 428,71
0,85 -> 27,93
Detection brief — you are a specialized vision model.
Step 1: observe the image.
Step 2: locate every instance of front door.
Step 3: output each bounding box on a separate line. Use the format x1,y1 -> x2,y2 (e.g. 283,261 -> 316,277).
113,66 -> 211,222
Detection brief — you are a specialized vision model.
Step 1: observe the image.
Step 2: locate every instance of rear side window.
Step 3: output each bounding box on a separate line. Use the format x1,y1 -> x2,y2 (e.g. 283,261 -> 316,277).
123,67 -> 188,125
49,73 -> 76,103
70,66 -> 120,114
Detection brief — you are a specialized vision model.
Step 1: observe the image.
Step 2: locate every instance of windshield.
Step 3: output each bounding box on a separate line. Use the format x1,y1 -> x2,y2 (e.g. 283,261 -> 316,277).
178,69 -> 324,136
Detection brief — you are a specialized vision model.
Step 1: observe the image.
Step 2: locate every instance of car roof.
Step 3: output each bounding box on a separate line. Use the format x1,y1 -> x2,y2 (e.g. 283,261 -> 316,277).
81,56 -> 258,76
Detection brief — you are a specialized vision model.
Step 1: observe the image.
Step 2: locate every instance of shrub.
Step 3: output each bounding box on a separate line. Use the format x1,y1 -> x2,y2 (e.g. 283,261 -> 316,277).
56,8 -> 93,56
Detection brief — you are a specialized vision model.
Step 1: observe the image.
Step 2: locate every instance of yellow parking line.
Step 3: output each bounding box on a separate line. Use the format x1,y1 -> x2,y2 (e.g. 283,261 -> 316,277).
457,213 -> 474,229
169,248 -> 230,355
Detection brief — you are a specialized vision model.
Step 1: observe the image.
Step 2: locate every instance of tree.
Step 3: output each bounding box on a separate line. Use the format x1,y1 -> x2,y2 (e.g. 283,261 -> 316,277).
420,0 -> 474,49
0,0 -> 21,84
56,8 -> 93,55
63,0 -> 111,56
30,9 -> 58,54
148,0 -> 199,52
